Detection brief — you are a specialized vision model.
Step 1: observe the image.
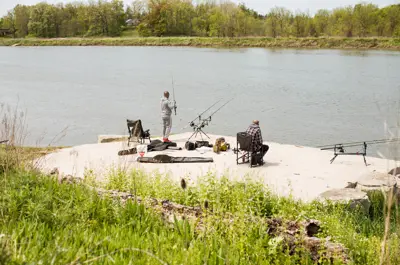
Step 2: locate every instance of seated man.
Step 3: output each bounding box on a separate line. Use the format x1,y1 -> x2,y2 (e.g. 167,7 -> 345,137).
245,120 -> 269,165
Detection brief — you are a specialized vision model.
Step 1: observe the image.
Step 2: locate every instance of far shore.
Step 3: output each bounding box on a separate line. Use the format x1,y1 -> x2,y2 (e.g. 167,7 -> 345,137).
1,36 -> 400,50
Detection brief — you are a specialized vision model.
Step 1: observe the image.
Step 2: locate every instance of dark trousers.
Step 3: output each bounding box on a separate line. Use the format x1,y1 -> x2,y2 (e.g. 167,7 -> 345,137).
251,144 -> 269,165
261,144 -> 269,157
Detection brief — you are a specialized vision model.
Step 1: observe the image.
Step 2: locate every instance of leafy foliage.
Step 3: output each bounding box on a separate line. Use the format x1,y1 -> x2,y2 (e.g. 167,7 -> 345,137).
1,1 -> 399,38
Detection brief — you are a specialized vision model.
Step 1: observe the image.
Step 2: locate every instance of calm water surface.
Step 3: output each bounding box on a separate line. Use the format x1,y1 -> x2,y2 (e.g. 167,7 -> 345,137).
1,46 -> 400,159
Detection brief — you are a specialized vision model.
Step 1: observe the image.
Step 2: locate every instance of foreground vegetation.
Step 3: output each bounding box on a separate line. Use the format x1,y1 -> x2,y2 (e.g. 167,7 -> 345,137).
1,36 -> 400,50
0,0 -> 399,39
0,165 -> 399,264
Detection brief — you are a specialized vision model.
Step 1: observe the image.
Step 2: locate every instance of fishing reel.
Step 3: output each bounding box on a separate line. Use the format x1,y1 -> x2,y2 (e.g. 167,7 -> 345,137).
189,115 -> 211,130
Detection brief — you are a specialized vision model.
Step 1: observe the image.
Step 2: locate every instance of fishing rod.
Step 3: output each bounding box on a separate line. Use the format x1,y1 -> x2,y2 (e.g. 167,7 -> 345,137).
183,99 -> 223,129
191,97 -> 234,127
186,97 -> 235,142
171,75 -> 177,116
208,97 -> 235,118
318,138 -> 400,150
318,137 -> 400,166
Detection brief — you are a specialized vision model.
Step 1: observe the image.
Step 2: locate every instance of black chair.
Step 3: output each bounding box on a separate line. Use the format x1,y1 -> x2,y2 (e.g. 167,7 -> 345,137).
234,132 -> 263,168
126,119 -> 151,145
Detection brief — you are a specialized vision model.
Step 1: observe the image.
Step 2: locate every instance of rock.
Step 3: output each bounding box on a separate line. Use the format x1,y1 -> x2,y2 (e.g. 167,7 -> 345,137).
318,188 -> 371,213
388,167 -> 400,188
266,217 -> 349,263
50,167 -> 59,175
355,171 -> 397,195
118,148 -> 137,156
388,167 -> 400,176
58,173 -> 82,184
302,219 -> 321,237
98,135 -> 129,143
345,181 -> 357,189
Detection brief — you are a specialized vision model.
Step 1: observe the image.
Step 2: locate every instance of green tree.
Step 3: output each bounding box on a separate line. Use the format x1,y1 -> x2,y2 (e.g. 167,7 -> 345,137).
1,0 -> 400,38
314,9 -> 330,36
60,3 -> 81,37
353,3 -> 379,36
14,5 -> 30,37
374,8 -> 386,36
208,7 -> 225,37
292,11 -> 310,37
331,6 -> 354,37
28,3 -> 55,37
386,4 -> 400,36
192,2 -> 215,36
266,9 -> 279,37
268,7 -> 292,37
3,11 -> 16,38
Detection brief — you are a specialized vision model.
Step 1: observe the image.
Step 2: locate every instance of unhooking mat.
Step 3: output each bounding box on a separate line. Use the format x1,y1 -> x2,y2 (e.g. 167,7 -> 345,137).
118,140 -> 181,156
137,154 -> 213,163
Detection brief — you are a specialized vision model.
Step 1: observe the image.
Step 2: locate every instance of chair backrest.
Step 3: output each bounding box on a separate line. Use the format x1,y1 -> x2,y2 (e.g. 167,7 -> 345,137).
237,132 -> 252,151
127,119 -> 144,137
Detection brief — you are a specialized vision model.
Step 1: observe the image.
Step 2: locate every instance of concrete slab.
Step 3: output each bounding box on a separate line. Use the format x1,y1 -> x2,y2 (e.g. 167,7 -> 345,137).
36,132 -> 399,202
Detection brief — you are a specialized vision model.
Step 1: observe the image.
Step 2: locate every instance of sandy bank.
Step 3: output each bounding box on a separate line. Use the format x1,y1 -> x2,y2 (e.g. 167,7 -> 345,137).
37,132 -> 398,202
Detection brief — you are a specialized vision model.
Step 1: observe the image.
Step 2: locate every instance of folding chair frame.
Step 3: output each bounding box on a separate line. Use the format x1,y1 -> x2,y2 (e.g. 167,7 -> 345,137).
126,119 -> 151,146
234,132 -> 263,168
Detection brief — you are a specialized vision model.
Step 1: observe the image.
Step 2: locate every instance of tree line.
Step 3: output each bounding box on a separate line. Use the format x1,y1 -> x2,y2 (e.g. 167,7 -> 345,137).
0,0 -> 399,38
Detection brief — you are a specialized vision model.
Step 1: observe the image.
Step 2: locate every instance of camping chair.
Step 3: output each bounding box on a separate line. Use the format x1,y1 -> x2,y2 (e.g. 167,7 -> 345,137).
126,119 -> 151,146
234,132 -> 263,168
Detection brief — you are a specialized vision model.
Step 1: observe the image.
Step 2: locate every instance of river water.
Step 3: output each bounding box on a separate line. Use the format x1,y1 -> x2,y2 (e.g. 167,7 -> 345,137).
1,46 -> 400,159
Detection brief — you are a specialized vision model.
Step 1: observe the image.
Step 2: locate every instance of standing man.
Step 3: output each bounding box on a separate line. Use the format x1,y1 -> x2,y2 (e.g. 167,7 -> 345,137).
246,120 -> 269,165
160,91 -> 176,142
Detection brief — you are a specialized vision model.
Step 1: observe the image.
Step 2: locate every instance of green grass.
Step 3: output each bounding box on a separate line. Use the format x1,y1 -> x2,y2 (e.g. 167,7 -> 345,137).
0,165 -> 399,264
1,36 -> 400,50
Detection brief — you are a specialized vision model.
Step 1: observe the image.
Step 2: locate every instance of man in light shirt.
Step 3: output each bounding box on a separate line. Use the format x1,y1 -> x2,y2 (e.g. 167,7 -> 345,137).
160,91 -> 176,142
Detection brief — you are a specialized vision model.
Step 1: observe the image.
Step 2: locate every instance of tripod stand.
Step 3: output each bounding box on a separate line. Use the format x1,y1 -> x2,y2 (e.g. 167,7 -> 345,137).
184,97 -> 235,143
187,118 -> 211,142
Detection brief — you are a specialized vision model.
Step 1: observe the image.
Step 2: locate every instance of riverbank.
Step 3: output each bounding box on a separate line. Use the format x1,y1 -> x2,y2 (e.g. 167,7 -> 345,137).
37,132 -> 398,202
1,37 -> 400,50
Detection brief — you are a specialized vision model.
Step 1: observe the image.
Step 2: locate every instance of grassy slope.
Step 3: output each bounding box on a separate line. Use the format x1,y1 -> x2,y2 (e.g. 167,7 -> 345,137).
0,37 -> 400,50
0,165 -> 399,264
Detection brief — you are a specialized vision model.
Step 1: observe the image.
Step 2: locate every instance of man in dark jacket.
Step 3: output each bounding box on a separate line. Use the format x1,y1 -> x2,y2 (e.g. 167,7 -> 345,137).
246,120 -> 269,165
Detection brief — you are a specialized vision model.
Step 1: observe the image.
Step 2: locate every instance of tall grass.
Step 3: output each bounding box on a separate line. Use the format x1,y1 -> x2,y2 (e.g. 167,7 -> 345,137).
0,171 -> 323,264
0,167 -> 399,264
0,102 -> 67,174
0,102 -> 29,174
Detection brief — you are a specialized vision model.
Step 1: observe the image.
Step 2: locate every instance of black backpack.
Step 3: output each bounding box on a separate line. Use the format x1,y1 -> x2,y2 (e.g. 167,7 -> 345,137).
185,141 -> 195,151
195,141 -> 211,148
